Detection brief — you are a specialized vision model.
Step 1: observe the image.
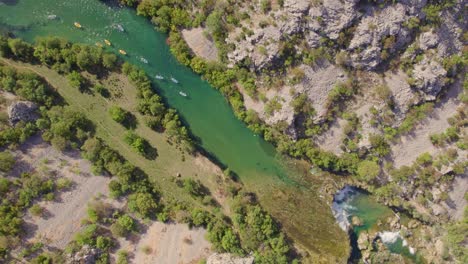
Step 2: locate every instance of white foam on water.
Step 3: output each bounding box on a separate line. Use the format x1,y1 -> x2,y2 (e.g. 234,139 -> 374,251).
331,185 -> 357,231
378,231 -> 416,255
379,231 -> 400,244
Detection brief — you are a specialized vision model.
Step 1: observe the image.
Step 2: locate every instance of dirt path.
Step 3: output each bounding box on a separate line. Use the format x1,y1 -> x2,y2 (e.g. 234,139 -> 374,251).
390,82 -> 462,168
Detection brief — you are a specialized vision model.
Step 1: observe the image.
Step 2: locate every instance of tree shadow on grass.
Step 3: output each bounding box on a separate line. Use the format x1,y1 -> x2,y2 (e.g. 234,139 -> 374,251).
142,144 -> 158,160
122,112 -> 138,130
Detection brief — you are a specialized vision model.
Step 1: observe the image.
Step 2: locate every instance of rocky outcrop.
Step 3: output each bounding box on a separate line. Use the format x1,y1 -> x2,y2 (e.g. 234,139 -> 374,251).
412,56 -> 447,100
307,0 -> 360,41
300,63 -> 348,122
182,27 -> 218,61
384,70 -> 419,122
7,101 -> 38,125
66,245 -> 100,264
348,3 -> 414,70
207,253 -> 254,264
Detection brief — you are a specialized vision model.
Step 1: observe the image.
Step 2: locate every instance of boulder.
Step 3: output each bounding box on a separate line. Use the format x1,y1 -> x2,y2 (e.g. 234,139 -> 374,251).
418,30 -> 439,50
7,101 -> 38,125
357,231 -> 370,250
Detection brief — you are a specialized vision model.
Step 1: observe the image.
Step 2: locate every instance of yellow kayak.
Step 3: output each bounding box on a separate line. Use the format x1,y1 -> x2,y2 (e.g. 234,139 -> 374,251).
119,49 -> 127,55
104,39 -> 111,46
74,22 -> 82,28
95,42 -> 103,47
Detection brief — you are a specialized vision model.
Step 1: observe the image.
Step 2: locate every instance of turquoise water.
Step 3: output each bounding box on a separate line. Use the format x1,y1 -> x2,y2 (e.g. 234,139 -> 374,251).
335,187 -> 422,263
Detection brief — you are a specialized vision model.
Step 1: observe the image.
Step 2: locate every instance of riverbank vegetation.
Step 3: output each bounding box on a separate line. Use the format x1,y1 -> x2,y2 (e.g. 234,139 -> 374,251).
0,36 -> 298,263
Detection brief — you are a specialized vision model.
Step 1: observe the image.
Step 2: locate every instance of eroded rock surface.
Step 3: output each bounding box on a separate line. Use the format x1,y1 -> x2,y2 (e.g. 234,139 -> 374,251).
7,101 -> 38,125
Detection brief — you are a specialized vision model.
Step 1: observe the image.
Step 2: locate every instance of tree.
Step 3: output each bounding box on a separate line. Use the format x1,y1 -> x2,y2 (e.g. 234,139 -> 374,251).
0,151 -> 15,172
369,134 -> 390,157
102,53 -> 117,69
356,160 -> 380,183
67,71 -> 85,90
127,192 -> 157,218
206,11 -> 224,38
7,38 -> 33,61
109,106 -> 128,124
117,214 -> 136,233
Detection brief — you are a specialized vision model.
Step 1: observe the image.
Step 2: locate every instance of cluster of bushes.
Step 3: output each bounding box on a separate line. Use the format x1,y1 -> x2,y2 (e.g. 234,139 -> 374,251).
1,36 -> 117,74
39,106 -> 94,150
65,201 -> 137,262
0,64 -> 60,107
0,169 -> 64,260
430,107 -> 467,149
446,204 -> 468,263
0,62 -> 66,148
170,193 -> 297,263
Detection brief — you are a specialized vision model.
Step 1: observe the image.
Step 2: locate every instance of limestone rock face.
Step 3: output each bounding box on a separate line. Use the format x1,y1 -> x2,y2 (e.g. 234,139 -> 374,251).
412,57 -> 447,100
418,30 -> 439,50
384,70 -> 419,122
307,0 -> 360,40
207,253 -> 254,264
300,63 -> 348,123
348,3 -> 413,70
7,101 -> 38,125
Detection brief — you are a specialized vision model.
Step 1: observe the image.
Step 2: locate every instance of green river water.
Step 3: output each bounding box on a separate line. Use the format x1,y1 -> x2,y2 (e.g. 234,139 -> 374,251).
0,0 -> 408,261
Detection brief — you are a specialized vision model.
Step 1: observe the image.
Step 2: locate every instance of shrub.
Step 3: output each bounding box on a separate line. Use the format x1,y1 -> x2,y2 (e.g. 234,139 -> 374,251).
109,106 -> 128,124
356,160 -> 380,183
369,134 -> 390,157
128,192 -> 158,218
0,151 -> 15,172
29,204 -> 43,217
67,71 -> 85,90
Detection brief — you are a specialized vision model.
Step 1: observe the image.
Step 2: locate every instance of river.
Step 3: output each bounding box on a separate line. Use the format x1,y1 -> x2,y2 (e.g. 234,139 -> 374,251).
0,0 -> 352,260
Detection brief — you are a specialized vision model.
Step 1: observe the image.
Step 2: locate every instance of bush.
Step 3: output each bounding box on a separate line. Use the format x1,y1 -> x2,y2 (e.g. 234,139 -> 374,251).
29,204 -> 43,217
109,106 -> 128,124
111,214 -> 136,237
0,151 -> 15,172
128,192 -> 158,218
67,71 -> 85,90
356,160 -> 380,183
123,132 -> 157,159
369,134 -> 390,157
